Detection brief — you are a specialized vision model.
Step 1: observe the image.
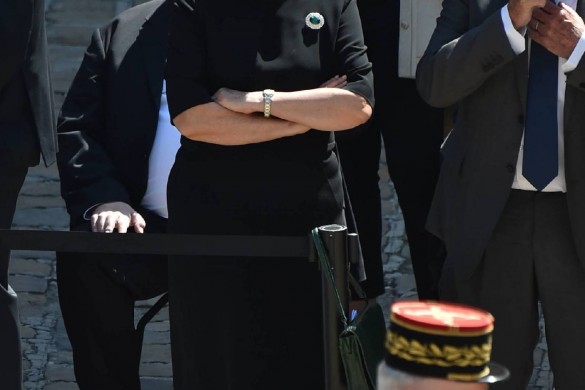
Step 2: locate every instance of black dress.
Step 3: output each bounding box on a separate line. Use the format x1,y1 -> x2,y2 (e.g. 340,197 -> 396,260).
165,0 -> 373,388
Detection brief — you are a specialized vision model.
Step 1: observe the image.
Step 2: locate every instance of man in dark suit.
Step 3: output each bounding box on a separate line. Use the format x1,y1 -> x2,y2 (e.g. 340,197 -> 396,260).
336,0 -> 446,299
56,1 -> 173,388
1,1 -> 57,389
417,0 -> 585,388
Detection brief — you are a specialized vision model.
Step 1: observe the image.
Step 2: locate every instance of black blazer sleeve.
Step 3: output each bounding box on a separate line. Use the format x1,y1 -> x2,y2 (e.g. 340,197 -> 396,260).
0,0 -> 33,88
57,28 -> 131,225
336,0 -> 374,110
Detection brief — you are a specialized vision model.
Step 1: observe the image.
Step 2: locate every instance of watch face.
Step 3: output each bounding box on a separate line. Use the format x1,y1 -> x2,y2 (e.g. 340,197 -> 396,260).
263,89 -> 274,101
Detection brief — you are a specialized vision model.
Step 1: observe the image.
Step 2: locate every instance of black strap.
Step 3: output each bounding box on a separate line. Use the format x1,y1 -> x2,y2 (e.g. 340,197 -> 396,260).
348,272 -> 367,300
136,293 -> 169,342
312,227 -> 348,327
0,229 -> 309,258
334,144 -> 367,290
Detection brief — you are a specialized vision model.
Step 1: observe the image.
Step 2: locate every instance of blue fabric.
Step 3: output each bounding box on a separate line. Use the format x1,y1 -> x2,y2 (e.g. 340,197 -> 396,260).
523,40 -> 558,191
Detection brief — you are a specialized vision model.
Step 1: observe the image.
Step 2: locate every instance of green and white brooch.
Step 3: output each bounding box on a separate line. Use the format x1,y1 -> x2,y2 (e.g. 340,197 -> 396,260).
305,12 -> 325,30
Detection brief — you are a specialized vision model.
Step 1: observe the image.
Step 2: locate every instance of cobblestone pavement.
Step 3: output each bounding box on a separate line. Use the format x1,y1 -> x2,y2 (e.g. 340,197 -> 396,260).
7,0 -> 552,388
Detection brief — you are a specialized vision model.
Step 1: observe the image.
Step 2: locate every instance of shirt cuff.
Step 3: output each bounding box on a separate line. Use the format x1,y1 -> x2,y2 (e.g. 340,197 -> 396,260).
563,35 -> 585,72
501,5 -> 526,55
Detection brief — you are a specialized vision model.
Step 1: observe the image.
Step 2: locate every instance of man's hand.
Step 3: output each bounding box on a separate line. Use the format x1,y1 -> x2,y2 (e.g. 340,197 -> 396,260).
528,1 -> 585,59
508,0 -> 547,30
90,202 -> 146,233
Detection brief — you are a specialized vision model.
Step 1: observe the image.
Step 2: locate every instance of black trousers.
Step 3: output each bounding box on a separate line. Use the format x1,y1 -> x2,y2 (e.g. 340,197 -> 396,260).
56,208 -> 168,390
440,190 -> 585,390
338,0 -> 446,299
0,164 -> 28,390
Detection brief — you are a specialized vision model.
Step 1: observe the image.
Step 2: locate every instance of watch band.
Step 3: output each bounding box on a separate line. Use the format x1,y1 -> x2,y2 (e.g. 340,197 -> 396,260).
263,89 -> 275,118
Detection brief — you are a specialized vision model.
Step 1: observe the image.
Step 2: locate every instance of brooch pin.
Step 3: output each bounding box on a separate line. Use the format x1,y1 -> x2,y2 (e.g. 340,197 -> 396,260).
305,12 -> 325,30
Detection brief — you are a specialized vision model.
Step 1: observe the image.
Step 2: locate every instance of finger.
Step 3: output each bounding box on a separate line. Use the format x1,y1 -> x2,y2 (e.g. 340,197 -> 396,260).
325,75 -> 348,88
116,215 -> 130,233
320,75 -> 340,87
103,215 -> 117,233
541,0 -> 559,14
90,213 -> 99,232
528,18 -> 542,35
94,214 -> 108,232
131,212 -> 146,234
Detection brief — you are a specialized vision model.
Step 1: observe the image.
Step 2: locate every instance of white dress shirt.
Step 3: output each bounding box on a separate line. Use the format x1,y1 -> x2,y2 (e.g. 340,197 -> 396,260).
501,0 -> 585,192
140,80 -> 182,218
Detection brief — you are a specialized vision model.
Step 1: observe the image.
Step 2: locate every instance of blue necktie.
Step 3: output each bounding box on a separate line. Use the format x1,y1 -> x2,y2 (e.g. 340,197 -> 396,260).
522,40 -> 558,191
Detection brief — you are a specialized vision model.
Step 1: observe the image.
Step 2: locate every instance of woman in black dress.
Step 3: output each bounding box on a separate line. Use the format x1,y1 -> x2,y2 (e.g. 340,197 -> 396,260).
165,0 -> 373,388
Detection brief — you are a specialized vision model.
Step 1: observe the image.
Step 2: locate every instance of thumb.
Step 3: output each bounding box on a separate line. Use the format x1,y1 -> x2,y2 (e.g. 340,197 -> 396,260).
131,212 -> 146,233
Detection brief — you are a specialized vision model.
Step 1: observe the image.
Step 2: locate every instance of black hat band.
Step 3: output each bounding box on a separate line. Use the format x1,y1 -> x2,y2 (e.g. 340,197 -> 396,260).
384,319 -> 493,382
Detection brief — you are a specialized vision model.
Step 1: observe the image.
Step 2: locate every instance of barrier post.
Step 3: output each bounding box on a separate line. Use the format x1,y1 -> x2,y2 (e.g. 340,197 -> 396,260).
317,224 -> 349,390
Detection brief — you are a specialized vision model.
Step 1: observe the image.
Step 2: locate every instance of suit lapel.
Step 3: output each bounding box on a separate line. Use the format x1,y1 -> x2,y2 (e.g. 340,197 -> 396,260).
138,1 -> 171,108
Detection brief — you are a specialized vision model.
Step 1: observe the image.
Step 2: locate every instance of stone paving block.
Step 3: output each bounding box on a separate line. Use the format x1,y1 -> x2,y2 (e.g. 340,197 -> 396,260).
21,326 -> 37,339
46,0 -> 115,25
395,274 -> 417,296
384,255 -> 404,273
141,362 -> 173,377
11,275 -> 49,294
16,195 -> 66,209
12,207 -> 69,230
44,382 -> 79,390
141,378 -> 174,390
143,330 -> 171,345
142,320 -> 171,332
383,237 -> 405,254
48,24 -> 98,46
26,163 -> 62,181
11,250 -> 56,260
141,344 -> 172,363
45,366 -> 76,382
19,178 -> 62,197
10,259 -> 52,276
47,350 -> 73,366
18,291 -> 48,310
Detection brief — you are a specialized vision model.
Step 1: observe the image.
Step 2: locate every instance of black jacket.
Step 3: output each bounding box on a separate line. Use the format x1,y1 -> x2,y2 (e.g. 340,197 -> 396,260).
0,0 -> 57,167
57,0 -> 171,225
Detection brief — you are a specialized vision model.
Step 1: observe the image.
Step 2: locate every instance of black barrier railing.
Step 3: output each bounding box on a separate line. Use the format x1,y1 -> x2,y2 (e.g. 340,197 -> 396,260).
0,225 -> 351,390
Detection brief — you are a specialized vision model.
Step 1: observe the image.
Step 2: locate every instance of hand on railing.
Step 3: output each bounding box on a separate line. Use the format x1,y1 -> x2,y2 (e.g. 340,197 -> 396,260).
90,202 -> 146,233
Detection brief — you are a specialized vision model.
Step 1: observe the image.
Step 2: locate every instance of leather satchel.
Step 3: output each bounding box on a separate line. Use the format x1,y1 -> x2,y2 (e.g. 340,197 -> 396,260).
312,228 -> 386,390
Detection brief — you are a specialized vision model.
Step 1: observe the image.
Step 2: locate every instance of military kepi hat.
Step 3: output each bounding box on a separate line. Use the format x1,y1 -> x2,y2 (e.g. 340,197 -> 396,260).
384,300 -> 510,383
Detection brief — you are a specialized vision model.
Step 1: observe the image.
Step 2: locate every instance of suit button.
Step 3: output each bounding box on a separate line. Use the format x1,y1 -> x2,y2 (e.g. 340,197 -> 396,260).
580,82 -> 585,89
506,164 -> 515,173
517,114 -> 524,124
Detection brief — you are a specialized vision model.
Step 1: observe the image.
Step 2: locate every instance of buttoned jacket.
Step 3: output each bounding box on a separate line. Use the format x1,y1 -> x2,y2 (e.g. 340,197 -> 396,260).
416,0 -> 585,279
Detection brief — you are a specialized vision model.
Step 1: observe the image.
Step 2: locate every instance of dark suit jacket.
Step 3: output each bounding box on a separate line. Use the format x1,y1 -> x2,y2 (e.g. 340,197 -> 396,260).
0,0 -> 57,167
416,0 -> 585,280
57,0 -> 171,226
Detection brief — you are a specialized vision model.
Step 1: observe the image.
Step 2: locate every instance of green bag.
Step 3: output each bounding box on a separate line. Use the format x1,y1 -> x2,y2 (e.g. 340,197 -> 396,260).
312,228 -> 387,390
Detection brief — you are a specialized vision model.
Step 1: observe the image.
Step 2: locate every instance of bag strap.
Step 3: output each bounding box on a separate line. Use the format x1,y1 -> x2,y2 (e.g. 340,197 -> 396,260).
312,227 -> 349,328
348,272 -> 367,301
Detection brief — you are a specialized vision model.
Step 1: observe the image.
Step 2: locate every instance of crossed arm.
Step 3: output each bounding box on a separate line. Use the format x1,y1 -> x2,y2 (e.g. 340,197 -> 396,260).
173,76 -> 372,146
